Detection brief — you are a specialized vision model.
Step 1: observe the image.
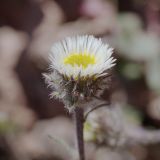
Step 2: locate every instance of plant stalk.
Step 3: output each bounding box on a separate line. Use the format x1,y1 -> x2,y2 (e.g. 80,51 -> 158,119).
74,107 -> 85,160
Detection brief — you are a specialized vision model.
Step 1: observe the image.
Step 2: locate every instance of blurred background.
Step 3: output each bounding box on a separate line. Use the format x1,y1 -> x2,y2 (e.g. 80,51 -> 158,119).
0,0 -> 160,160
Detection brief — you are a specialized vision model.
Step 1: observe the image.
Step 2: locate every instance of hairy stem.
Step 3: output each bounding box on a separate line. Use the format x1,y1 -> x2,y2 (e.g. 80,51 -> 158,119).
74,107 -> 85,160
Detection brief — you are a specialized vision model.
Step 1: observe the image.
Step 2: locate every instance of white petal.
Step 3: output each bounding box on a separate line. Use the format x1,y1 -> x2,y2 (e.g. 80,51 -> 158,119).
49,35 -> 116,78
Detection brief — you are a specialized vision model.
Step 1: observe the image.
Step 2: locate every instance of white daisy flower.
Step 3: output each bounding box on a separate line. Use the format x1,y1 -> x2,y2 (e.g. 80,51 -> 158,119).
44,35 -> 116,110
49,35 -> 115,79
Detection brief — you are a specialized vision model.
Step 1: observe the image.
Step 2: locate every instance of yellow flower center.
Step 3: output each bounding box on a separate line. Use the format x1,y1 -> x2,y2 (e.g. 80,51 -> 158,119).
63,52 -> 96,68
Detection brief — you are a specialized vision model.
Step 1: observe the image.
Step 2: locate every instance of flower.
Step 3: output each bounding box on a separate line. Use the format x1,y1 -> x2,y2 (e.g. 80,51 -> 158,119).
44,35 -> 116,111
49,35 -> 115,79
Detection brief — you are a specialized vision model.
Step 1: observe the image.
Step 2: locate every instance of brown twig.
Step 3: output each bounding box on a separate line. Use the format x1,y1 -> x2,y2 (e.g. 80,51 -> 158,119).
84,102 -> 110,121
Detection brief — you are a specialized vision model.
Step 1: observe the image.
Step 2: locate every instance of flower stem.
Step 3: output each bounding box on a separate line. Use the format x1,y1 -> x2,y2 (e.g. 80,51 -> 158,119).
74,107 -> 85,160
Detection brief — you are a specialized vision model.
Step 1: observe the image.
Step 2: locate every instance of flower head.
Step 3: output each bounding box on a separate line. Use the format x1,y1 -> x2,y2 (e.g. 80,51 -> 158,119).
49,35 -> 115,79
44,35 -> 116,111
